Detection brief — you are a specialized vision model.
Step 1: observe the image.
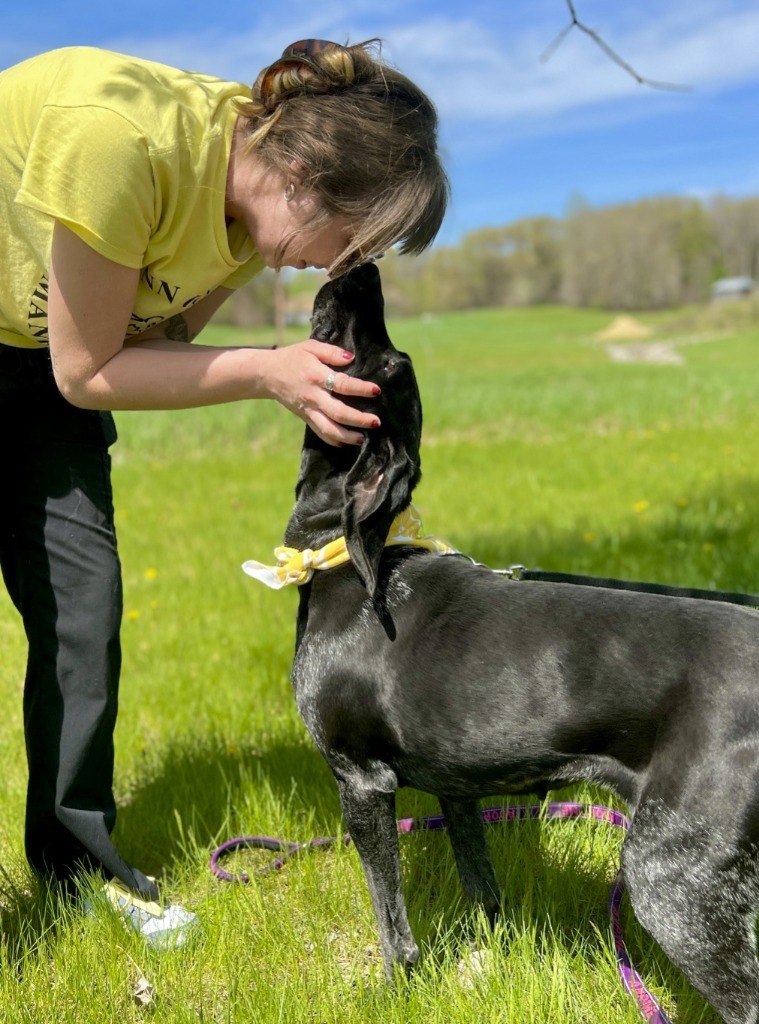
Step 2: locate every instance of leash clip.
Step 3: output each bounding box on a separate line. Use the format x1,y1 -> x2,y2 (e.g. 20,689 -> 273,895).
440,553 -> 526,579
499,563 -> 525,579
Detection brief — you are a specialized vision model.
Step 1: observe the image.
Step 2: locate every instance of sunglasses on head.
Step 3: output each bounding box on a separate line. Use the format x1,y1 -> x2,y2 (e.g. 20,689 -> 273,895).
260,38 -> 342,103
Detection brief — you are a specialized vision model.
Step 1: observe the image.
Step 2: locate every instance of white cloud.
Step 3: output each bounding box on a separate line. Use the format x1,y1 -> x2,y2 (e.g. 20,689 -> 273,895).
385,5 -> 759,125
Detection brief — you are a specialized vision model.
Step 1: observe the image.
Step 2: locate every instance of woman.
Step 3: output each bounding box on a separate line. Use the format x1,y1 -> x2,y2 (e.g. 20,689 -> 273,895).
0,39 -> 448,901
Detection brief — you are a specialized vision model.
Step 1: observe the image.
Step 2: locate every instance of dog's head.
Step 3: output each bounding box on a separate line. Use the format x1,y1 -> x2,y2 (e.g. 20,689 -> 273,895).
294,263 -> 422,601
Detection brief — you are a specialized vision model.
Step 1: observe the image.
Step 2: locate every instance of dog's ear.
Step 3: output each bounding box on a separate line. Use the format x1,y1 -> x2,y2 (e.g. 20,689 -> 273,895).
343,433 -> 418,599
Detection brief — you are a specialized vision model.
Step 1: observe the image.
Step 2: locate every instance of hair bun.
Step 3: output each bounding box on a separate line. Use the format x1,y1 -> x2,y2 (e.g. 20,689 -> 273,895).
254,42 -> 364,113
258,63 -> 324,112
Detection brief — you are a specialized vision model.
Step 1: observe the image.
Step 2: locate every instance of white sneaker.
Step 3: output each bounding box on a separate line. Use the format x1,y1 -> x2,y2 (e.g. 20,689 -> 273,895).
88,877 -> 200,949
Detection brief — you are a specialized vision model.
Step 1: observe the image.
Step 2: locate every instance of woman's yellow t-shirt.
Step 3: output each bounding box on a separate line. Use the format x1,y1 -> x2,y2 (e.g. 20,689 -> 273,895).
0,46 -> 265,349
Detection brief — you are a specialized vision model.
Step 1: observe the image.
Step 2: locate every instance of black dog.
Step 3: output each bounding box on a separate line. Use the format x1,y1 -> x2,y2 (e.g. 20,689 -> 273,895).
274,263 -> 759,1024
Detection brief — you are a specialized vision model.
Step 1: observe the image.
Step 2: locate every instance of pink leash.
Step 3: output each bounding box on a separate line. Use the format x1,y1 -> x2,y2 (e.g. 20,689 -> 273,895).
210,801 -> 669,1023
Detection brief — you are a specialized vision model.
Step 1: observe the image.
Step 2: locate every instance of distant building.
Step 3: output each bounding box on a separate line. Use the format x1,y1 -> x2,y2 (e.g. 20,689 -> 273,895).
710,276 -> 756,301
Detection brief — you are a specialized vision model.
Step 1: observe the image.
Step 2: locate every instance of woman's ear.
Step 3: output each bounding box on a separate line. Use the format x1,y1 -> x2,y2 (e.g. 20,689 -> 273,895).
287,158 -> 307,182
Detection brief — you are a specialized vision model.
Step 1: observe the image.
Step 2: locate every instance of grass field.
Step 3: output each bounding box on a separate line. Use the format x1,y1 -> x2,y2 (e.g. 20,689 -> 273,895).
1,300 -> 757,1023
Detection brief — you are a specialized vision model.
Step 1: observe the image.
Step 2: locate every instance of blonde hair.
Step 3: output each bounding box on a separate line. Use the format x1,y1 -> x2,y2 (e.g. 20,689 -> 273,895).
235,39 -> 449,275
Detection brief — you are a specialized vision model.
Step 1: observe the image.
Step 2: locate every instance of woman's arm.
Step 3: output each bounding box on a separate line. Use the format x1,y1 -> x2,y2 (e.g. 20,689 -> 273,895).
47,222 -> 378,444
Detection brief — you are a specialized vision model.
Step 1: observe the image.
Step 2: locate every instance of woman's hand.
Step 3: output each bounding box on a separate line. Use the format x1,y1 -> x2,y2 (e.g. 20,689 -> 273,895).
261,340 -> 381,446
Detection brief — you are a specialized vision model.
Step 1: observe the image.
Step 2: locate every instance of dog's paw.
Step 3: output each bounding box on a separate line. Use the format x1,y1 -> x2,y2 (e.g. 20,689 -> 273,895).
384,941 -> 420,984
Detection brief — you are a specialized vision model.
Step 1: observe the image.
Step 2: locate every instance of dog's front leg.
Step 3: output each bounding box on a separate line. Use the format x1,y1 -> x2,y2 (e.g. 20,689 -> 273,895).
336,769 -> 419,980
439,797 -> 501,923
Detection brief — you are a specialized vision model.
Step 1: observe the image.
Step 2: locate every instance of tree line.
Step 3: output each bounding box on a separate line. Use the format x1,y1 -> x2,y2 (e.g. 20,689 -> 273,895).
218,194 -> 759,325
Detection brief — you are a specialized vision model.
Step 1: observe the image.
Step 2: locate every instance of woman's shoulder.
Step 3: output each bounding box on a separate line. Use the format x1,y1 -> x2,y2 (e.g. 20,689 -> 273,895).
10,46 -> 248,143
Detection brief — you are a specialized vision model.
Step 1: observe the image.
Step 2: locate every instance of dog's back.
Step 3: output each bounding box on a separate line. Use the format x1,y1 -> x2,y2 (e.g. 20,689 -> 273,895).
296,548 -> 759,814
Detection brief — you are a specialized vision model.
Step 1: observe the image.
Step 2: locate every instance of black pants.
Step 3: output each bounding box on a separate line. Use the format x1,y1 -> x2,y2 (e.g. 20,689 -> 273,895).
0,344 -> 156,897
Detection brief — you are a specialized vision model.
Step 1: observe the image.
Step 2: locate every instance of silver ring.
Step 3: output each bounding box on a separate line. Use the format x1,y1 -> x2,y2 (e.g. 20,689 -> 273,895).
324,372 -> 336,392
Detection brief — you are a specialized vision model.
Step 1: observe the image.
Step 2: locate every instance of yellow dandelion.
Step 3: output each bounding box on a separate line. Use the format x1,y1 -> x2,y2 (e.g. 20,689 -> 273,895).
633,500 -> 650,513
127,609 -> 140,621
144,567 -> 158,581
583,532 -> 597,543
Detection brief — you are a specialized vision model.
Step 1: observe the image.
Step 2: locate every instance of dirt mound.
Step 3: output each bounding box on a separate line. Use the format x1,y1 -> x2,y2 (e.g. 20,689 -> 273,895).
595,316 -> 653,341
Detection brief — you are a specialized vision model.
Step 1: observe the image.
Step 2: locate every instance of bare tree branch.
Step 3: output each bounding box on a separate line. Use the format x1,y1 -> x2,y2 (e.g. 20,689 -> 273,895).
541,0 -> 692,92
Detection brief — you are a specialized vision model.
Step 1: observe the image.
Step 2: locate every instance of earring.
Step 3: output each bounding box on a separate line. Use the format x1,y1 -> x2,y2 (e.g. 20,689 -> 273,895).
283,181 -> 296,202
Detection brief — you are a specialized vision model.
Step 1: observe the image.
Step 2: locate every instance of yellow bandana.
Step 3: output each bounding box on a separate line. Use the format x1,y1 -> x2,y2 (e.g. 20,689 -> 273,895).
242,503 -> 456,590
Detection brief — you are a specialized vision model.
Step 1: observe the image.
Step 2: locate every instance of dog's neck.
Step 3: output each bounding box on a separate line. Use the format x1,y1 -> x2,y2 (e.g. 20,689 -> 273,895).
283,442 -> 356,551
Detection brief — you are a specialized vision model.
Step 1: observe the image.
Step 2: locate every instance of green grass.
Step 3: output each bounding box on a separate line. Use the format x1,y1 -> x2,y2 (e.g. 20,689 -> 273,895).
1,303 -> 753,1022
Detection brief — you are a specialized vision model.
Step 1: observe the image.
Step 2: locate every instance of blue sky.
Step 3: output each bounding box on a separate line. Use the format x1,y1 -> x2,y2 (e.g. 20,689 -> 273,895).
4,0 -> 758,245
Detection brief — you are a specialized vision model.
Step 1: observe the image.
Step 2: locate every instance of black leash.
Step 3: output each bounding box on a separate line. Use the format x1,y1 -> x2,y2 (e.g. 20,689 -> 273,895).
511,566 -> 759,608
